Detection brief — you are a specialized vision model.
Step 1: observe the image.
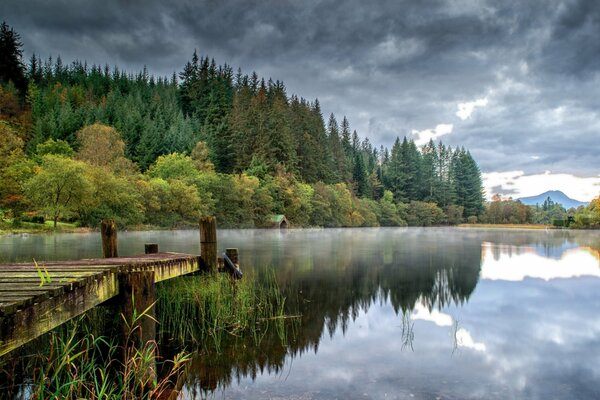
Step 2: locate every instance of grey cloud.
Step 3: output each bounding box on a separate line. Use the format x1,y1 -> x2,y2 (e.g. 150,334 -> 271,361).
490,185 -> 518,196
2,0 -> 600,177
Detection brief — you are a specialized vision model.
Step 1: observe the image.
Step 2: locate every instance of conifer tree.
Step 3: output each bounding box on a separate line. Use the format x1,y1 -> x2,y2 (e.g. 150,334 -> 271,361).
0,21 -> 27,93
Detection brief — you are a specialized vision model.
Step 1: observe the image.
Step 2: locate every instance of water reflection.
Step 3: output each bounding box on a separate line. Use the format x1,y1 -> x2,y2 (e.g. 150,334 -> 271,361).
2,228 -> 600,399
481,242 -> 600,281
177,228 -> 600,398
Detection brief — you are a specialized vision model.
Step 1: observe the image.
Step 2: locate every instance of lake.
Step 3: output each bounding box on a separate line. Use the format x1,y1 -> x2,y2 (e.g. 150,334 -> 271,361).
2,227 -> 600,399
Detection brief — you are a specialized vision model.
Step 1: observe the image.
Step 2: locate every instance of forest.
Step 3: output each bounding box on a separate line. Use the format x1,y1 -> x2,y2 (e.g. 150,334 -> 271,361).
0,21 -> 494,230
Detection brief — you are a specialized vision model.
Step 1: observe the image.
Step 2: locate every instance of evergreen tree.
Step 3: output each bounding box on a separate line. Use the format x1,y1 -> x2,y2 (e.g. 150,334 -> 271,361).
0,21 -> 27,93
452,148 -> 484,218
327,113 -> 346,182
352,153 -> 368,197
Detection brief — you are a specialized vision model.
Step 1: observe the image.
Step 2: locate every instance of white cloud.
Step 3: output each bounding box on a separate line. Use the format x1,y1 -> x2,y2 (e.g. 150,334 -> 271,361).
456,97 -> 488,120
483,171 -> 600,202
412,123 -> 453,145
455,328 -> 486,352
411,301 -> 487,353
411,302 -> 453,327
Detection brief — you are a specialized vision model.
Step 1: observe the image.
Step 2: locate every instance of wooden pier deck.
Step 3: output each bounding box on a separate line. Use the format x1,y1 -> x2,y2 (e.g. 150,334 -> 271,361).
0,252 -> 202,357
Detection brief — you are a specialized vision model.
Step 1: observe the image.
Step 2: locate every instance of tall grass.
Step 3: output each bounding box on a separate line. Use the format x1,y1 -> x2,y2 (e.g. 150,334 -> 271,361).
4,302 -> 190,400
156,270 -> 299,351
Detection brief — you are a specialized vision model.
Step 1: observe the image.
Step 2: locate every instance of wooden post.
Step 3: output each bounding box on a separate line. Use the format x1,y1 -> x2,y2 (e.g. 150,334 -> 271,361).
101,219 -> 118,258
225,248 -> 239,266
144,243 -> 159,254
224,248 -> 242,279
118,270 -> 156,346
117,270 -> 157,386
200,216 -> 217,272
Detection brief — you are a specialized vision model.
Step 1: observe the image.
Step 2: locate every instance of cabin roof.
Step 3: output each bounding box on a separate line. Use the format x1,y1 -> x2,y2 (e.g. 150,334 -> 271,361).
270,214 -> 287,223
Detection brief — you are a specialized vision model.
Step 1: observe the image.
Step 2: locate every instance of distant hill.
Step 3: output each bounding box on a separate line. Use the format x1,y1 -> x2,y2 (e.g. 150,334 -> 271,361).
517,190 -> 588,209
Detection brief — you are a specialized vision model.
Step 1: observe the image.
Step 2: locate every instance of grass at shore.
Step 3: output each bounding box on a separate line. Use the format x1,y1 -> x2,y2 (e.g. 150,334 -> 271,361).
0,219 -> 90,235
457,223 -> 554,230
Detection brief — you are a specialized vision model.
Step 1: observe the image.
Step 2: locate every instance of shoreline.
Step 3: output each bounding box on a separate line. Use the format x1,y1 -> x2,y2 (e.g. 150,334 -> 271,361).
457,223 -> 553,230
0,222 -> 566,236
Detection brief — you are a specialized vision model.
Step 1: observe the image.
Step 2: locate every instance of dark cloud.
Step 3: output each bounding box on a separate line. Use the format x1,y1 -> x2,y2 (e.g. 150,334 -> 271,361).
2,0 -> 600,180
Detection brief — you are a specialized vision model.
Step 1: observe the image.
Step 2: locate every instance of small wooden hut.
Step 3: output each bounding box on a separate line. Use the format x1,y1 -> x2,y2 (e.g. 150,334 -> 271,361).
270,214 -> 289,229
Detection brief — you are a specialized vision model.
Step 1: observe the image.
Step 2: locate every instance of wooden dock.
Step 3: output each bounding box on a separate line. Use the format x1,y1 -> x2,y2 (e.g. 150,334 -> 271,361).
0,252 -> 204,357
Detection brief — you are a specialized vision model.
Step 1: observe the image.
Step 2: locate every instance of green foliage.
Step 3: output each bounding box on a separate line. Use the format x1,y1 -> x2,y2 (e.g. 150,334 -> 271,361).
530,196 -> 568,225
0,26 -> 489,229
0,21 -> 27,93
138,177 -> 205,227
378,190 -> 407,226
76,123 -> 136,175
405,201 -> 445,226
481,195 -> 532,224
36,138 -> 74,158
79,166 -> 145,227
571,196 -> 600,228
0,121 -> 33,213
24,155 -> 93,228
146,152 -> 200,183
190,140 -> 215,172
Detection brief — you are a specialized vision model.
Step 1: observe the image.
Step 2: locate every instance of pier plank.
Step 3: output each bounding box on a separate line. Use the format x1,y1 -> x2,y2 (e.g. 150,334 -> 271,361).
0,252 -> 202,357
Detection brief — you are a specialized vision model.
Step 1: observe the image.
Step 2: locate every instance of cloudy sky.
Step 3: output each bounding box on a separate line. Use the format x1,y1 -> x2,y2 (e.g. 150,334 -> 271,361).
3,0 -> 600,201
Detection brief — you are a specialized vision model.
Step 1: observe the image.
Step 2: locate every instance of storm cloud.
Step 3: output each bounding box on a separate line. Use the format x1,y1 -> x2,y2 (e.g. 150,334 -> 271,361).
3,0 -> 600,197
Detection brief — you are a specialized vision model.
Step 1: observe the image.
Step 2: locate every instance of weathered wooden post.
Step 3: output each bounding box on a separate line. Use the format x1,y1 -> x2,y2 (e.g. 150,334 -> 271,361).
101,219 -> 118,258
118,270 -> 156,346
224,248 -> 242,279
144,243 -> 159,254
200,216 -> 217,272
117,269 -> 157,386
225,248 -> 239,266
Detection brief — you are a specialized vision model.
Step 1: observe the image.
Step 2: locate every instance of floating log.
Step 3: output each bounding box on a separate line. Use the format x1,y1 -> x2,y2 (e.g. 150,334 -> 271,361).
101,219 -> 118,258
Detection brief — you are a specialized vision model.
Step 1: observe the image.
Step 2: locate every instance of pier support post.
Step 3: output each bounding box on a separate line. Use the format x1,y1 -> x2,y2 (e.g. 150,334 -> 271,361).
200,216 -> 218,272
117,270 -> 156,347
144,243 -> 159,254
117,269 -> 157,387
101,219 -> 118,258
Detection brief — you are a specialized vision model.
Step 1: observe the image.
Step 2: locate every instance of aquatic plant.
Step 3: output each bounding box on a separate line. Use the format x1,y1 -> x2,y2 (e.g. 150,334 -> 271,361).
19,303 -> 190,399
156,269 -> 299,351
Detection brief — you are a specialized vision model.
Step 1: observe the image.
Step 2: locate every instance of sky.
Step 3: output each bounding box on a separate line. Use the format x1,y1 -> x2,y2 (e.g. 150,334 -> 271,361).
3,0 -> 600,201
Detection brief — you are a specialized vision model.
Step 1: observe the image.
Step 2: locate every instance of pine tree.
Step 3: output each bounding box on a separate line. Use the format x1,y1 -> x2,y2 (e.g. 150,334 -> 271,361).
327,113 -> 346,182
452,148 -> 484,217
0,21 -> 27,93
353,153 -> 368,197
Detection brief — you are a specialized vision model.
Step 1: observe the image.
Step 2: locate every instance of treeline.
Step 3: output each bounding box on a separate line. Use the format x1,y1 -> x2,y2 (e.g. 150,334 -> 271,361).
480,194 -> 600,228
0,22 -> 485,229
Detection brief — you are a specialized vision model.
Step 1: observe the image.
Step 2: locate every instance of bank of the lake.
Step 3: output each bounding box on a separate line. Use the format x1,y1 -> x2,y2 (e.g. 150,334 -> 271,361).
458,223 -> 554,230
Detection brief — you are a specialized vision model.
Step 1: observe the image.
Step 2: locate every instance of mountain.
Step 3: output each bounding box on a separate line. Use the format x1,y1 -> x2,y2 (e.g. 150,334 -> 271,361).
517,190 -> 588,209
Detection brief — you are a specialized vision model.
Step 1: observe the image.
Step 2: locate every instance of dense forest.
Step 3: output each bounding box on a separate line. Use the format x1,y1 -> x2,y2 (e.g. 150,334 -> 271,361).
0,21 -> 498,229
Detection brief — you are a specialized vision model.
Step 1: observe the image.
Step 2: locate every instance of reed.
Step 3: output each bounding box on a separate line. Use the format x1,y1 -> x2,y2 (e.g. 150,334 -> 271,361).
17,301 -> 190,399
156,269 -> 299,351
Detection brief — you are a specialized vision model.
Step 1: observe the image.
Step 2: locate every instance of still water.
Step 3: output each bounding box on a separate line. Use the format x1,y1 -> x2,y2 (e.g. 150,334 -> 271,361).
2,227 -> 600,399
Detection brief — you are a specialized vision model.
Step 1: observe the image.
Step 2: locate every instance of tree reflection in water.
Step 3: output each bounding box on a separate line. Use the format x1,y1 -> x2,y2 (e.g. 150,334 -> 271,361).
174,228 -> 484,395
